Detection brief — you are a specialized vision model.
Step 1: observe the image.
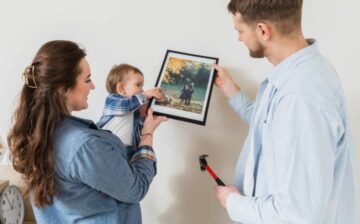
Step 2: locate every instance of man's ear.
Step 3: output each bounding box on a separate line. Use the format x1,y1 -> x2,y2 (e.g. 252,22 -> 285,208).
256,22 -> 271,41
116,82 -> 126,95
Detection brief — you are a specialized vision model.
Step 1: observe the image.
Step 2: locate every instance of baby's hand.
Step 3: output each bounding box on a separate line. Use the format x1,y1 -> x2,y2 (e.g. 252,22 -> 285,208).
144,87 -> 164,100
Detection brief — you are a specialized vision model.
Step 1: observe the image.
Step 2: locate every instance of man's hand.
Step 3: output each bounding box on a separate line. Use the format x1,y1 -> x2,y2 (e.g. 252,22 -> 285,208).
215,185 -> 240,208
212,64 -> 241,99
144,87 -> 164,100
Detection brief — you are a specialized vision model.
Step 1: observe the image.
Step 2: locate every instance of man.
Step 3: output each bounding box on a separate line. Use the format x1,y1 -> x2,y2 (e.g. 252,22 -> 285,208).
213,0 -> 356,223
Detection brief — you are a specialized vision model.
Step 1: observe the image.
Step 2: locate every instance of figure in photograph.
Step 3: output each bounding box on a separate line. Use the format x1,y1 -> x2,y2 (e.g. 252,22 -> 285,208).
185,82 -> 195,105
155,57 -> 211,114
179,83 -> 190,105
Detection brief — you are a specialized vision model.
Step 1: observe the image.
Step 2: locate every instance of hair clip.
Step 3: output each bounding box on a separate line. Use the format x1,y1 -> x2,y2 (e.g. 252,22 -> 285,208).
22,65 -> 38,88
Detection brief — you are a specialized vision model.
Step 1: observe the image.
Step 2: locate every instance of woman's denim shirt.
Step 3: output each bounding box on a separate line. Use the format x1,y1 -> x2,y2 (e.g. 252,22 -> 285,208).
31,116 -> 156,224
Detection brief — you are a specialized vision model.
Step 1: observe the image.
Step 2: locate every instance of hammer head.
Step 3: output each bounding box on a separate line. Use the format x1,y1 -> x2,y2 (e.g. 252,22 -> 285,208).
199,154 -> 208,171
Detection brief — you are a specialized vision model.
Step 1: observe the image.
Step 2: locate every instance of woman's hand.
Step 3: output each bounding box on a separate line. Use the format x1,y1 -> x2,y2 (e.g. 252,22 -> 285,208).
141,108 -> 168,135
139,104 -> 148,119
139,108 -> 168,147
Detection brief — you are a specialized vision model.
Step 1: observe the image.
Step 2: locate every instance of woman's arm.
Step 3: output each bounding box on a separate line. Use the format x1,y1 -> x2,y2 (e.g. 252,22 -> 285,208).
69,137 -> 156,203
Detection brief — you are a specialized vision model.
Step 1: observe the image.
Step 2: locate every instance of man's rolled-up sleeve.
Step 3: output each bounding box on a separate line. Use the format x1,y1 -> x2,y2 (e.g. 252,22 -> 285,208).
229,91 -> 254,125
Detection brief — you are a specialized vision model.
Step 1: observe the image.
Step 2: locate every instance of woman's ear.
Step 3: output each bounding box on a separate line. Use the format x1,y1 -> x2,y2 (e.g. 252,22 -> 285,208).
57,87 -> 72,113
57,87 -> 70,101
116,82 -> 126,95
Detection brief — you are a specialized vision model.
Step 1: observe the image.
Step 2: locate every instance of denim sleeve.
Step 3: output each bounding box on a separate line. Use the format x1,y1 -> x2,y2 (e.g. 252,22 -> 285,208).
69,136 -> 156,203
226,95 -> 339,223
229,91 -> 254,124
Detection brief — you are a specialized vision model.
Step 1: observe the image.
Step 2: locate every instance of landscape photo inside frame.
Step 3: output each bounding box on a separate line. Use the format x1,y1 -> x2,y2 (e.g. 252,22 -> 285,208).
151,50 -> 218,125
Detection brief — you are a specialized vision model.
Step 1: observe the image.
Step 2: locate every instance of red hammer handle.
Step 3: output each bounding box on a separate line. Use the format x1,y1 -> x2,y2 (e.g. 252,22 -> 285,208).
205,165 -> 219,179
205,165 -> 226,186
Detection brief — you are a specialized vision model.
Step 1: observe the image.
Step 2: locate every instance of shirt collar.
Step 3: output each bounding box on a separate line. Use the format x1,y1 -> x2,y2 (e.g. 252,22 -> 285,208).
65,115 -> 99,129
109,93 -> 125,98
267,39 -> 319,89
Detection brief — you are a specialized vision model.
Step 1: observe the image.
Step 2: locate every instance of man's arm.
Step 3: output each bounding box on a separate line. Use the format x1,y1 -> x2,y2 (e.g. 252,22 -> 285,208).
213,64 -> 240,98
213,64 -> 254,124
217,95 -> 339,223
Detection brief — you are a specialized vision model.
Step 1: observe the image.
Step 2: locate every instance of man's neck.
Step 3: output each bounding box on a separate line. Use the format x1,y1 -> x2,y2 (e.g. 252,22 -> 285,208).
265,35 -> 309,66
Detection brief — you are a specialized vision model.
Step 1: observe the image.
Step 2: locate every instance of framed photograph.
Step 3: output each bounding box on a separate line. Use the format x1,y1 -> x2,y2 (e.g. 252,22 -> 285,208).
150,50 -> 218,125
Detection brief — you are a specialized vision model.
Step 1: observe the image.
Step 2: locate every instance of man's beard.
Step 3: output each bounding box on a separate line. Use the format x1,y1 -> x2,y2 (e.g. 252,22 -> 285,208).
249,42 -> 265,58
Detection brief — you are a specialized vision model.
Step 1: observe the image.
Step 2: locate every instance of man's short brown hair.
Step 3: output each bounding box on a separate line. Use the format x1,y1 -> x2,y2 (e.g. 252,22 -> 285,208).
106,63 -> 143,93
227,0 -> 303,36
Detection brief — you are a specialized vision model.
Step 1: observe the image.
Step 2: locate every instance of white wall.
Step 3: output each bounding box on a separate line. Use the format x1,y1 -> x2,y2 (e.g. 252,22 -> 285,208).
0,0 -> 359,223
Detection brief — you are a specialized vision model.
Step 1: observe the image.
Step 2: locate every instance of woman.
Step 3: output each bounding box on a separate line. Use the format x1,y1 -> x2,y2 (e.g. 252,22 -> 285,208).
7,40 -> 167,223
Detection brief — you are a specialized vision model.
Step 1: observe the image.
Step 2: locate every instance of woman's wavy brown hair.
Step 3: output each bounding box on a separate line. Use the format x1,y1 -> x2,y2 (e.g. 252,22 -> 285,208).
7,40 -> 86,207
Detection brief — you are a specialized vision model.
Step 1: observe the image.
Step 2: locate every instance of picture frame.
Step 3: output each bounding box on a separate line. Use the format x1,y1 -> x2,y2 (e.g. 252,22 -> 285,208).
149,50 -> 218,125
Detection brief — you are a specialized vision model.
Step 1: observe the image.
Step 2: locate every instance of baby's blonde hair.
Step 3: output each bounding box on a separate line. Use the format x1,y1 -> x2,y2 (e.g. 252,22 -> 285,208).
106,63 -> 143,93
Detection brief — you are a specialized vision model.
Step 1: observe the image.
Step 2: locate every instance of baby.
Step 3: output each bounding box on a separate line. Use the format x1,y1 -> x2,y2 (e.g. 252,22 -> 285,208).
97,64 -> 163,148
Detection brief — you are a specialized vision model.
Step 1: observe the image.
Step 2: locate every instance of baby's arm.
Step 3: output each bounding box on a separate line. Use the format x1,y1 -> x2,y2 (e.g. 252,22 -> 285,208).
138,88 -> 164,119
144,87 -> 164,100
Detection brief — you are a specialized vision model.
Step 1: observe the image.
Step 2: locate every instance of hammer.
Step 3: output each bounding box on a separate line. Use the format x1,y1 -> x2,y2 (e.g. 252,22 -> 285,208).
199,154 -> 225,186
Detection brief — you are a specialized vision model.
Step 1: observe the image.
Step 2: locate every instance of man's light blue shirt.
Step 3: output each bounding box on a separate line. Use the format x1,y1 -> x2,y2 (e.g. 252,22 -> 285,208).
227,40 -> 356,224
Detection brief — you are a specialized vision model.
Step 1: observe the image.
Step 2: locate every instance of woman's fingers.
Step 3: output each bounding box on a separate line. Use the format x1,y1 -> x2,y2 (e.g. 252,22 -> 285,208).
147,107 -> 154,116
156,116 -> 168,122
